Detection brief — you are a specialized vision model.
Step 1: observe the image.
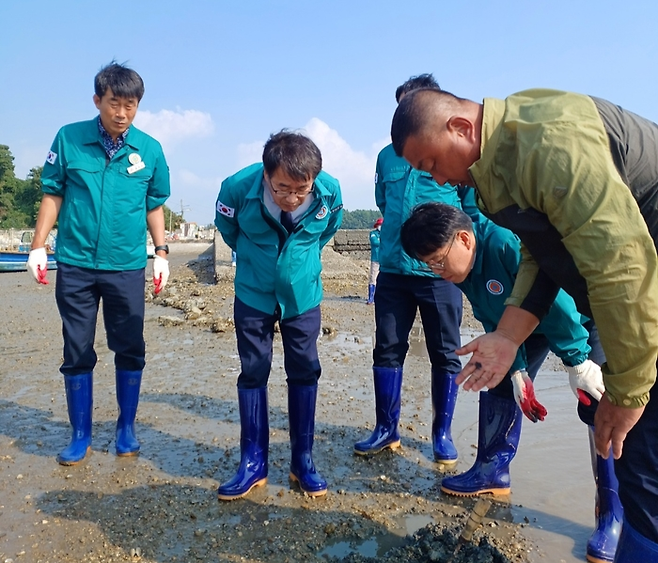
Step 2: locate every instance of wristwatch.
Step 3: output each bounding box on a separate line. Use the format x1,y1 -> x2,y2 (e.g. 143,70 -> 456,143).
154,244 -> 169,254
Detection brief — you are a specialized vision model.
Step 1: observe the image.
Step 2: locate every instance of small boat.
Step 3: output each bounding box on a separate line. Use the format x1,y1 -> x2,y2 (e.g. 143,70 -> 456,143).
0,250 -> 58,272
0,230 -> 57,272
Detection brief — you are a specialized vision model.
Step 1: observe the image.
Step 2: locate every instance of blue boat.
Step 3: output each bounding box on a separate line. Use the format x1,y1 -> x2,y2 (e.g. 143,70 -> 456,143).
0,250 -> 57,272
0,230 -> 58,272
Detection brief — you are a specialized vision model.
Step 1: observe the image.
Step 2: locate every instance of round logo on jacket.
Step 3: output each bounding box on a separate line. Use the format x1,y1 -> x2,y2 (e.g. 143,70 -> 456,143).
316,205 -> 328,219
486,279 -> 504,295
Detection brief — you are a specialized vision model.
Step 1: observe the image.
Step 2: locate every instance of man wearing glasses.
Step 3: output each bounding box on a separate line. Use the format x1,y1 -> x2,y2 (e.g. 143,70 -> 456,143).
401,202 -> 620,562
214,130 -> 343,500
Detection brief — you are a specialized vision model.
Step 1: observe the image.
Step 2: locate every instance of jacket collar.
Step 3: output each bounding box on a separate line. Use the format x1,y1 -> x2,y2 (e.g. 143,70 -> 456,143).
80,117 -> 145,150
468,98 -> 506,209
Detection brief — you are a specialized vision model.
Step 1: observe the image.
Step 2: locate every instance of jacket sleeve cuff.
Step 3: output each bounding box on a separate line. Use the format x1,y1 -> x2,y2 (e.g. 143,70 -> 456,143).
602,362 -> 655,408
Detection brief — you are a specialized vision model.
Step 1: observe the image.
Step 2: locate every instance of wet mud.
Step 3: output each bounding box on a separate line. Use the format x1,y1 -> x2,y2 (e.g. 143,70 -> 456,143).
0,242 -> 597,562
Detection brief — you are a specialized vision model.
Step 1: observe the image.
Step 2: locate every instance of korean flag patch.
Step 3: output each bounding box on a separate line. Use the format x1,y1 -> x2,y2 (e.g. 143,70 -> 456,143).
46,150 -> 58,165
216,200 -> 235,218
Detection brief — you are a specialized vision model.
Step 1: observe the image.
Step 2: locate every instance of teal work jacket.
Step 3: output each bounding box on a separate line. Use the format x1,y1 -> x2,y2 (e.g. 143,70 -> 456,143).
41,118 -> 170,271
214,163 -> 343,319
369,229 -> 381,263
375,144 -> 477,276
457,218 -> 591,373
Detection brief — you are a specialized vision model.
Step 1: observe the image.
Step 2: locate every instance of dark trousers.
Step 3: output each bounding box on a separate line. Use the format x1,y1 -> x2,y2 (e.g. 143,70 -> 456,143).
373,272 -> 462,372
616,380 -> 658,542
55,263 -> 146,375
234,297 -> 321,389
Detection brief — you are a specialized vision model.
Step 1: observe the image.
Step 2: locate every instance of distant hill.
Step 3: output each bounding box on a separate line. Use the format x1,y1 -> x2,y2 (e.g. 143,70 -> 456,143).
340,209 -> 382,229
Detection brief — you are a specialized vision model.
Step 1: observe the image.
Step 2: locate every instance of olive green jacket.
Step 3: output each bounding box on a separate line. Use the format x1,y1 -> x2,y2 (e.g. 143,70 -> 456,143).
470,89 -> 658,407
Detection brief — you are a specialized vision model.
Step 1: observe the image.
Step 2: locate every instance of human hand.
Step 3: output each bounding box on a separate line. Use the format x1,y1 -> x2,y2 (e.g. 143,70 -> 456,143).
511,370 -> 547,423
153,255 -> 169,295
594,396 -> 644,459
27,247 -> 49,284
565,359 -> 605,405
456,332 -> 518,391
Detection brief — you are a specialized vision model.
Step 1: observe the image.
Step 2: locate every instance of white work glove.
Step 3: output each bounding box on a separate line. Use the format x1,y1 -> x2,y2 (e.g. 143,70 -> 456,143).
565,359 -> 605,406
152,255 -> 169,295
27,247 -> 50,284
511,369 -> 547,423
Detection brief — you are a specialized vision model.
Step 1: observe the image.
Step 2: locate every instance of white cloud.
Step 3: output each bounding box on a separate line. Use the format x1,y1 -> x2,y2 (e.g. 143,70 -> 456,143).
235,119 -> 388,210
236,141 -> 263,169
170,168 -> 222,223
303,118 -> 390,210
134,108 -> 214,152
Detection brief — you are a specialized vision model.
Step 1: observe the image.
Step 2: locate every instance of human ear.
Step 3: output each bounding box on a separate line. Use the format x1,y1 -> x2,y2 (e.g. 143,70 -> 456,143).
93,94 -> 101,109
447,116 -> 475,141
458,230 -> 474,250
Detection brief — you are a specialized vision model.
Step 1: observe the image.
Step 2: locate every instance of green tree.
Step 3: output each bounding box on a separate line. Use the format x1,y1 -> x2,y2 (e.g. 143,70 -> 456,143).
164,205 -> 183,233
0,144 -> 22,226
14,166 -> 44,227
340,209 -> 382,229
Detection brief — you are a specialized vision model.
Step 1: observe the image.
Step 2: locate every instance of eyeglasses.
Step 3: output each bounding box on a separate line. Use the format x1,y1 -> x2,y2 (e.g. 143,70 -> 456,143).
426,234 -> 457,272
267,177 -> 313,197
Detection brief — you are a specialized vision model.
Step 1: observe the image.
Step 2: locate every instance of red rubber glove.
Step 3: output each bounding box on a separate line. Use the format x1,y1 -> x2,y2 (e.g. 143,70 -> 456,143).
511,370 -> 547,423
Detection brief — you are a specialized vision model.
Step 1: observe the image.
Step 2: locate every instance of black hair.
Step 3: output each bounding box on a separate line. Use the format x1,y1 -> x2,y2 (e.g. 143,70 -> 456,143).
262,130 -> 322,181
395,73 -> 440,103
401,202 -> 473,259
94,60 -> 145,101
391,88 -> 462,157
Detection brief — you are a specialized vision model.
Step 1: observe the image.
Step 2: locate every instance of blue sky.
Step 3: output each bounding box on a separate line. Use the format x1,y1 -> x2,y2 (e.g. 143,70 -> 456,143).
1,0 -> 657,225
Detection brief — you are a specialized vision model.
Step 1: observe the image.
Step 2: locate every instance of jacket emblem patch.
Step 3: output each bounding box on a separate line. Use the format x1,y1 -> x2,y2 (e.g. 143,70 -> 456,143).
486,279 -> 504,295
315,205 -> 328,219
46,150 -> 58,165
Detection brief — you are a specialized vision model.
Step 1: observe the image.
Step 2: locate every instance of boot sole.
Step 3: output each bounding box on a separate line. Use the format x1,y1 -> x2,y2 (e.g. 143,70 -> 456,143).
586,554 -> 614,563
434,457 -> 459,467
441,485 -> 510,497
116,450 -> 140,457
217,477 -> 268,501
57,446 -> 92,466
289,473 -> 327,497
353,440 -> 401,456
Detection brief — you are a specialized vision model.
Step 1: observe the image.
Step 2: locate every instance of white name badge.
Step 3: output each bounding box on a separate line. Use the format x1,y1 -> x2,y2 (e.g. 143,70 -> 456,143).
127,161 -> 146,174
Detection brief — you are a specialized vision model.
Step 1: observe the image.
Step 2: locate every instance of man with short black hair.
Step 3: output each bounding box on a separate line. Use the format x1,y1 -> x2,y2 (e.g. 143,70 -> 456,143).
214,130 -> 343,500
28,61 -> 170,466
402,202 -> 621,562
391,86 -> 658,560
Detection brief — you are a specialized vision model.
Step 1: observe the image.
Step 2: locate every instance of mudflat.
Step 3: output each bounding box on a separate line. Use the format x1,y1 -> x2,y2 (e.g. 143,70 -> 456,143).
0,241 -> 597,563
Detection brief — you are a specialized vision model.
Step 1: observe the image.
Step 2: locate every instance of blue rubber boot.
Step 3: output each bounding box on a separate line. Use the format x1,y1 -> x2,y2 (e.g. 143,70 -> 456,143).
613,522 -> 658,562
432,369 -> 459,465
366,284 -> 376,304
58,373 -> 93,466
354,366 -> 403,455
115,370 -> 143,456
288,384 -> 327,496
441,392 -> 522,496
587,427 -> 623,563
218,387 -> 269,500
